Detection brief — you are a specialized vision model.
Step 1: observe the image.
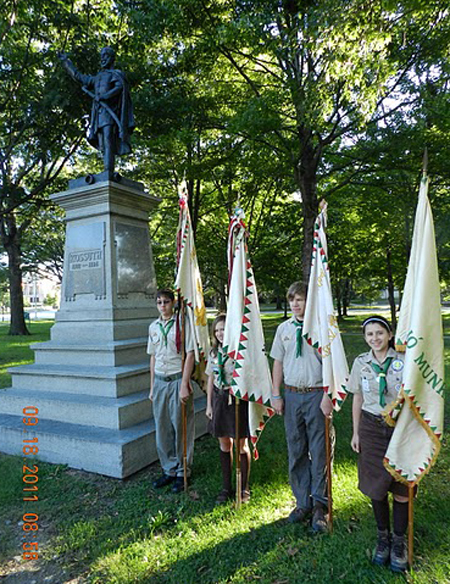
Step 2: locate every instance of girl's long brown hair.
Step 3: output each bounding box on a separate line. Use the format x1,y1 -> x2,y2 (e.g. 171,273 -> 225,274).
210,314 -> 226,356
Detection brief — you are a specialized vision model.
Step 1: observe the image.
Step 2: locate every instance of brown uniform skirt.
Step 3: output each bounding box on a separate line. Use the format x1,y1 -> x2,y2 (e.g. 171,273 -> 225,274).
358,410 -> 410,500
208,386 -> 250,439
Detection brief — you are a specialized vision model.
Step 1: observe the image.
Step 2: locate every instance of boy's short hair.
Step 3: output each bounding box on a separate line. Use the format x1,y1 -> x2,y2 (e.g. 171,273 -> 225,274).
287,281 -> 307,301
156,288 -> 175,302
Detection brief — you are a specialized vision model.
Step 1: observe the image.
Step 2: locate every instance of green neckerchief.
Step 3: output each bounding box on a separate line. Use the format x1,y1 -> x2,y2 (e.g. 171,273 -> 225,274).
158,318 -> 175,347
292,319 -> 303,358
370,356 -> 393,407
217,347 -> 229,387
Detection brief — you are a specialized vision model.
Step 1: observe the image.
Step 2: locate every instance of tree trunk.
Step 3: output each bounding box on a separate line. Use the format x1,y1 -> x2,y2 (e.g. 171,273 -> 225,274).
1,214 -> 29,335
386,246 -> 397,329
219,278 -> 227,312
343,278 -> 350,317
294,144 -> 320,283
275,294 -> 283,310
336,281 -> 342,319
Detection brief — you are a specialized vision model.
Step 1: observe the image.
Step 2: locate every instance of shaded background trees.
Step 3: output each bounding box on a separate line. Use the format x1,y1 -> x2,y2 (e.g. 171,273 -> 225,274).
2,0 -> 450,333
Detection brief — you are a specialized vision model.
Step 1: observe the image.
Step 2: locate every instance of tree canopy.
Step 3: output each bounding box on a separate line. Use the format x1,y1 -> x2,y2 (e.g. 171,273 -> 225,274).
1,0 -> 450,332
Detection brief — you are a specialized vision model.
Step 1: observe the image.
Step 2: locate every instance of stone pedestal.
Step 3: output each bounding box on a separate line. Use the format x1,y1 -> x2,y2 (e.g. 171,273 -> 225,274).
0,179 -> 207,478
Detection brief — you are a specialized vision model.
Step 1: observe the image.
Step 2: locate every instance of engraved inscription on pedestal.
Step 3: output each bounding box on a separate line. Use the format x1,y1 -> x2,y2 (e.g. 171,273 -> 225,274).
115,222 -> 155,298
64,222 -> 106,300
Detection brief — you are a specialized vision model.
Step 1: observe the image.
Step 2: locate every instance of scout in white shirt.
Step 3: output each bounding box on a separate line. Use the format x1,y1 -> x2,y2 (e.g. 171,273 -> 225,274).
147,289 -> 195,493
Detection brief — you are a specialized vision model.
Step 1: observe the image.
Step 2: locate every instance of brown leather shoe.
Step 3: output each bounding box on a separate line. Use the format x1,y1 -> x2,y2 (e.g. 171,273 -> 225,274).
311,504 -> 328,533
215,489 -> 234,504
152,474 -> 175,489
287,507 -> 311,524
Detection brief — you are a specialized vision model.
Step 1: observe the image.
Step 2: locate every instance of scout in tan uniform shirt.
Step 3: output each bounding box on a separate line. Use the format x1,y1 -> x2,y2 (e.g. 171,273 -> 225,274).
147,289 -> 195,493
270,281 -> 333,533
205,314 -> 251,504
347,315 -> 409,573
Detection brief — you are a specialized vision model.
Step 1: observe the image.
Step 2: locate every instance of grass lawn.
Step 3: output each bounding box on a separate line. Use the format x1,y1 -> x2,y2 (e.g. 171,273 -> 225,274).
0,318 -> 449,583
0,322 -> 53,389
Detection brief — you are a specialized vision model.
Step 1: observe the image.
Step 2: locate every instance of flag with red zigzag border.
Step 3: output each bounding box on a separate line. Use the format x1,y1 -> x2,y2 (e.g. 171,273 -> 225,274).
303,207 -> 349,411
222,210 -> 274,455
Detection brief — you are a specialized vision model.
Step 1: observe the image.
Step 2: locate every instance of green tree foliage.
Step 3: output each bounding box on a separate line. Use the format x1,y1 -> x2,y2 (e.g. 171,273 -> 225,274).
0,0 -> 124,334
121,0 -> 450,298
3,0 -> 449,327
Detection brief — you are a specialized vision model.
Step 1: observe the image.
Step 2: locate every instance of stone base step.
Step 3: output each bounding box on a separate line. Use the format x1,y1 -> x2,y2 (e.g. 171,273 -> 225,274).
31,338 -> 148,367
0,396 -> 208,479
0,387 -> 151,430
50,318 -> 151,343
10,362 -> 149,397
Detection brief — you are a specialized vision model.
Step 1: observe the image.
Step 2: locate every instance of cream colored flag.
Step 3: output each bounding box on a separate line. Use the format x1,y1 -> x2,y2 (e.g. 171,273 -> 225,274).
222,209 -> 274,453
174,181 -> 210,362
384,175 -> 444,485
303,206 -> 348,411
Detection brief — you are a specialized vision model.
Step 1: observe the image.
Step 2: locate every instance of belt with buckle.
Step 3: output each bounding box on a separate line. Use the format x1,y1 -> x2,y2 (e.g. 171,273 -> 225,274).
155,372 -> 183,382
284,384 -> 324,394
362,410 -> 389,426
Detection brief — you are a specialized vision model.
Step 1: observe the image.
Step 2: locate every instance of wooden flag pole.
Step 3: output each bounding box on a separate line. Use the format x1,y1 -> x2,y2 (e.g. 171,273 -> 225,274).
408,484 -> 414,567
235,397 -> 242,509
179,294 -> 188,493
325,416 -> 333,532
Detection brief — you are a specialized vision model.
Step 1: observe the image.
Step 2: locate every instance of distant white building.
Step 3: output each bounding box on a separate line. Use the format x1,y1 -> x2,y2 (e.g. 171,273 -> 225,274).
22,272 -> 60,307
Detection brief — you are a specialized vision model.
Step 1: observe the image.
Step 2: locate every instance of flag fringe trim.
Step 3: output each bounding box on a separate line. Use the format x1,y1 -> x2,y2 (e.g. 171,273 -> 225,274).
383,388 -> 442,486
381,394 -> 405,428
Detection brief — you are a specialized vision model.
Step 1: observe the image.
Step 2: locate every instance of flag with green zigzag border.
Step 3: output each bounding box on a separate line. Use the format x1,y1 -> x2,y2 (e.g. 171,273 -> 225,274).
222,209 -> 274,454
302,206 -> 349,411
174,181 -> 210,364
383,174 -> 444,486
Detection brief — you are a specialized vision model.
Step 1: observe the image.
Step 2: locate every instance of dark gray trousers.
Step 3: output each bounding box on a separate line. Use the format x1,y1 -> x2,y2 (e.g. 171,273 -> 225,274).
284,389 -> 334,510
152,377 -> 194,478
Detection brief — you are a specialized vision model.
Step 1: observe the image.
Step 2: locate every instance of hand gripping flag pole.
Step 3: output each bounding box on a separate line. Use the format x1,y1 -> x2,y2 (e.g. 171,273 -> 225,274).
382,163 -> 444,568
174,180 -> 211,492
223,208 -> 275,509
303,201 -> 349,531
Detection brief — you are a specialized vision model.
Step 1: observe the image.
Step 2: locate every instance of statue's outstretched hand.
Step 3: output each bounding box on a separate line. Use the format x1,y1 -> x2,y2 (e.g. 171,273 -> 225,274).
57,51 -> 69,61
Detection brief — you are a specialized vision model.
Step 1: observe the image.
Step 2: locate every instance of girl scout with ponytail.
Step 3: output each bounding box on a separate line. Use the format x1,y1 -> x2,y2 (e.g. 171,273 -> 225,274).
348,315 -> 410,573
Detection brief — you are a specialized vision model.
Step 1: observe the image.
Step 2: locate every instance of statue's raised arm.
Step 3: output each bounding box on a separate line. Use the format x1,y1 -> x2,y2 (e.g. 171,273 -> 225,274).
58,47 -> 135,177
58,52 -> 93,87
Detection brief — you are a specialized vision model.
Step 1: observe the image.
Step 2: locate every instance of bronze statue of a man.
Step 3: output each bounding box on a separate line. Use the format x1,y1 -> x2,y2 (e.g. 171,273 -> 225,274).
59,47 -> 135,176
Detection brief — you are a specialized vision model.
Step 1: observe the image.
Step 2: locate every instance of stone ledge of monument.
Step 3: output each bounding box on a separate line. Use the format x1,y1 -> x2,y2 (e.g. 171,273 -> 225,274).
68,172 -> 145,192
54,308 -> 156,318
30,338 -> 148,350
49,322 -> 152,343
8,361 -> 149,377
0,413 -> 158,478
0,388 -> 152,430
30,339 -> 148,367
0,398 -> 207,478
9,363 -> 149,397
